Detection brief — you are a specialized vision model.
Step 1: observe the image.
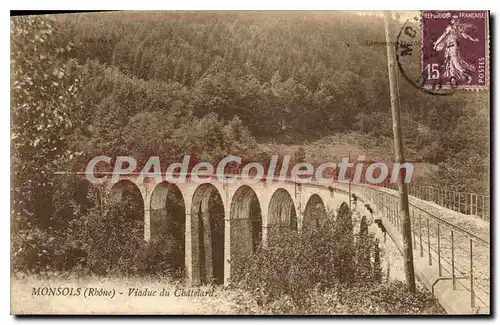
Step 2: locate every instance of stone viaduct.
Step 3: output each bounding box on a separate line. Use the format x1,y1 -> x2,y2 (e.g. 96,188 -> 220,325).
108,174 -> 352,286
105,174 -> 488,314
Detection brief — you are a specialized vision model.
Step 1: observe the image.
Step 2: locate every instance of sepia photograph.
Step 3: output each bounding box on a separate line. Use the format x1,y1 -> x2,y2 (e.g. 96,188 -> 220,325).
10,9 -> 490,315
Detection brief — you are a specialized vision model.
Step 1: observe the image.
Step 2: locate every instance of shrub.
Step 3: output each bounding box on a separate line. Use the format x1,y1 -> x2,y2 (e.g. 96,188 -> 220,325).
12,183 -> 189,278
133,217 -> 185,278
232,224 -> 338,308
301,281 -> 443,314
12,221 -> 87,274
232,202 -> 385,311
232,280 -> 443,314
70,187 -> 144,276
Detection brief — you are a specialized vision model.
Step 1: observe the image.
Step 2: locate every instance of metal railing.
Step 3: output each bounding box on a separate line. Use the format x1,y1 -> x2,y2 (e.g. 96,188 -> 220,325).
352,183 -> 490,311
218,165 -> 490,220
380,181 -> 490,221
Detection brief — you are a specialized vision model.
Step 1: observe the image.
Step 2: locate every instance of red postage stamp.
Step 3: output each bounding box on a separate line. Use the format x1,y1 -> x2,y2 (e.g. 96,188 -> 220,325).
421,11 -> 489,90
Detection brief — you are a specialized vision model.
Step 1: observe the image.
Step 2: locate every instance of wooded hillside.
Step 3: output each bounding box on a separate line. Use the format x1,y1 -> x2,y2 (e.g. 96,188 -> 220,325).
13,12 -> 490,209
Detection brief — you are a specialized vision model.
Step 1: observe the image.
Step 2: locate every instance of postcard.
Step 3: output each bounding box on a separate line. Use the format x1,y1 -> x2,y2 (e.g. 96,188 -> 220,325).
10,10 -> 490,315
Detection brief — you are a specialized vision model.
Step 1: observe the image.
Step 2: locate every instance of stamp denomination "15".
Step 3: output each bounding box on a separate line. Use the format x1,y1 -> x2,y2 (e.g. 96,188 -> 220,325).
421,11 -> 489,90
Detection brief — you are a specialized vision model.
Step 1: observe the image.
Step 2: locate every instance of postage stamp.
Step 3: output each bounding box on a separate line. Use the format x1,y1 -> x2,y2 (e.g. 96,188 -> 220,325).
421,11 -> 489,90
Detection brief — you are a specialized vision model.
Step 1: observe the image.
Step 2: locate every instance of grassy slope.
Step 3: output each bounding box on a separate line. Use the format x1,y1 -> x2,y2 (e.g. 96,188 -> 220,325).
259,131 -> 437,179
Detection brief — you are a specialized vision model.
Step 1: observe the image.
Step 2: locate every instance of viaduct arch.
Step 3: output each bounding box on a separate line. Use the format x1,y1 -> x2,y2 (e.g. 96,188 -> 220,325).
106,176 -> 353,285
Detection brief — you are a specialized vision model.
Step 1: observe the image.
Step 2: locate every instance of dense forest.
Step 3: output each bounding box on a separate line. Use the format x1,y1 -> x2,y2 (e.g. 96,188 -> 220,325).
12,11 -> 489,232
62,12 -> 488,184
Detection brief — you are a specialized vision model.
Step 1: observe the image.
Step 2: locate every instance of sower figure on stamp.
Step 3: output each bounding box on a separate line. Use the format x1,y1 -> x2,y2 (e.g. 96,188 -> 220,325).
433,18 -> 479,86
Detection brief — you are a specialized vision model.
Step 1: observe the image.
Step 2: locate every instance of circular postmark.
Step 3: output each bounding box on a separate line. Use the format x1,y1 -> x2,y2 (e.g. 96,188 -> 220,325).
395,15 -> 455,96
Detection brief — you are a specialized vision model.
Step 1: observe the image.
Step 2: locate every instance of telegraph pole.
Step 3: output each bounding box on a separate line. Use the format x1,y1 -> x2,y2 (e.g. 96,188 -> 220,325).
383,11 -> 416,293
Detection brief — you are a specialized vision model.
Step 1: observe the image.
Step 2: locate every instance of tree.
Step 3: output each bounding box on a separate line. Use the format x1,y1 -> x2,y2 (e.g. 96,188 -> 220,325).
335,202 -> 355,284
373,238 -> 382,282
11,16 -> 85,226
356,216 -> 372,280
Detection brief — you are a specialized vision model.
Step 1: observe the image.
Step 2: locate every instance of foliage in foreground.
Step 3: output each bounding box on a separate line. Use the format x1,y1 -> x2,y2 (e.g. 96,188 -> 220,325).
233,204 -> 375,309
12,185 -> 184,279
231,202 -> 443,314
230,281 -> 444,314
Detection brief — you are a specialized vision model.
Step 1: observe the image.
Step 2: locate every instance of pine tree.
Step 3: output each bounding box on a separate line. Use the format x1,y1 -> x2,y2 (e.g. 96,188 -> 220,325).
335,202 -> 355,284
373,238 -> 383,282
356,216 -> 372,281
